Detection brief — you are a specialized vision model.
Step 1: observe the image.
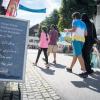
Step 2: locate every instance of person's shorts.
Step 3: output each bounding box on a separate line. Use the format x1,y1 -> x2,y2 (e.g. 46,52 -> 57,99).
72,40 -> 84,56
48,45 -> 58,53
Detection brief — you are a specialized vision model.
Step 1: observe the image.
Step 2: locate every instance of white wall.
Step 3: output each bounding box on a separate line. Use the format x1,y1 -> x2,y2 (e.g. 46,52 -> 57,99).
96,5 -> 100,35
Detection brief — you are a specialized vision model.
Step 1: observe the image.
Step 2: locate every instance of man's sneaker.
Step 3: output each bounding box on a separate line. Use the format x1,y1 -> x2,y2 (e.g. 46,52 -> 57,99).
79,72 -> 88,78
87,70 -> 94,75
66,68 -> 72,73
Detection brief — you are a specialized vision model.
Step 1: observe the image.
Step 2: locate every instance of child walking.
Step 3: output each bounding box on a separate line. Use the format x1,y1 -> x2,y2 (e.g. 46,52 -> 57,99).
33,26 -> 50,68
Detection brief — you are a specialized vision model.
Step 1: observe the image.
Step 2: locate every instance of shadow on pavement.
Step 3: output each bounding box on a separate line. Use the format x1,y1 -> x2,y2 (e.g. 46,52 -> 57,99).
49,63 -> 66,69
37,66 -> 55,75
71,71 -> 100,93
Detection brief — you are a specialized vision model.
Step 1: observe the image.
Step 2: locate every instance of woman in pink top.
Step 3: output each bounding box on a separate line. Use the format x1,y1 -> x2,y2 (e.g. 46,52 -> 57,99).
33,26 -> 49,67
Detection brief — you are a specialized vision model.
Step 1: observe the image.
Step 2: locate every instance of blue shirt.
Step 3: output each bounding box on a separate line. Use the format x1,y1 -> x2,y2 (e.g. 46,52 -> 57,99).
72,19 -> 87,42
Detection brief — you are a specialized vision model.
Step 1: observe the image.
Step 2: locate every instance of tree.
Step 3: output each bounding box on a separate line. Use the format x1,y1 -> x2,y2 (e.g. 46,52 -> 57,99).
0,0 -> 3,5
58,0 -> 97,31
97,0 -> 100,4
41,9 -> 59,30
41,0 -> 97,32
75,0 -> 97,17
58,0 -> 72,31
50,9 -> 59,25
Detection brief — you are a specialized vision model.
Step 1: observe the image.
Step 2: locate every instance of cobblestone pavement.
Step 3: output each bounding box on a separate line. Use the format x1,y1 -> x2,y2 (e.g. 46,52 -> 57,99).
0,52 -> 61,100
20,60 -> 61,100
1,49 -> 100,100
0,82 -> 20,100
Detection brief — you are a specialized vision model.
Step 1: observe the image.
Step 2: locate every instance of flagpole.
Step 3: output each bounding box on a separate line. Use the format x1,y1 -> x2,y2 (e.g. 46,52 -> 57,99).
6,0 -> 20,17
6,0 -> 11,11
13,0 -> 20,16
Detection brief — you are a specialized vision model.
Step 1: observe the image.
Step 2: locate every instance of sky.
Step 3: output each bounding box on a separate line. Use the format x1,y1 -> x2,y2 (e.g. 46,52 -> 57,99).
2,0 -> 61,27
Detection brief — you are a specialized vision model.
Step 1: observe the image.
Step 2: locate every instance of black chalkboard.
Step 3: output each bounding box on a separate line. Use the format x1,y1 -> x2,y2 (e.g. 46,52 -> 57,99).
0,15 -> 29,82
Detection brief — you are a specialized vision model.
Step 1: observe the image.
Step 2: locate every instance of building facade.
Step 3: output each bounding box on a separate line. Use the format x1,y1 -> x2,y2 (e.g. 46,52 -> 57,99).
28,24 -> 39,49
96,4 -> 100,35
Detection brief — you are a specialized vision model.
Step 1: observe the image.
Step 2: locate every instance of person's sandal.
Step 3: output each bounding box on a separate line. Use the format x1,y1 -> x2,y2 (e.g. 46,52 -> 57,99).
45,64 -> 49,68
53,60 -> 56,64
79,72 -> 88,78
33,63 -> 37,66
66,68 -> 72,73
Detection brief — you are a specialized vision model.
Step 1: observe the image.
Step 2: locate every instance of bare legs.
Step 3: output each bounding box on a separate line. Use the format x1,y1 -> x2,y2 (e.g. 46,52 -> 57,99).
53,53 -> 56,62
47,52 -> 56,64
70,56 -> 77,69
78,55 -> 86,71
68,55 -> 86,72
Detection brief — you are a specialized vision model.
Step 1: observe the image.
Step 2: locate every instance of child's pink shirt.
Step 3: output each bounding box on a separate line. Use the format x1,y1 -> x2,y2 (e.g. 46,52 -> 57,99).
39,32 -> 49,48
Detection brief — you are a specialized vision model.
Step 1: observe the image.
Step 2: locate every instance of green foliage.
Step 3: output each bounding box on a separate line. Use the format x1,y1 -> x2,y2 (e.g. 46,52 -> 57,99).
51,9 -> 59,25
41,9 -> 59,30
58,0 -> 72,31
41,0 -> 97,32
0,0 -> 3,5
71,0 -> 97,17
58,0 -> 97,31
58,16 -> 67,31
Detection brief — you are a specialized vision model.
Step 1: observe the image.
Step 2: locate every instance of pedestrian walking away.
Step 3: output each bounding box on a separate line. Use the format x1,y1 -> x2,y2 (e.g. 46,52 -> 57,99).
81,13 -> 98,74
43,24 -> 59,64
64,12 -> 88,78
33,26 -> 50,68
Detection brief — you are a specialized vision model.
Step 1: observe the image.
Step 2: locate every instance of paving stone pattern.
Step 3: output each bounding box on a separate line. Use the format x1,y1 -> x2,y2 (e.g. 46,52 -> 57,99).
20,60 -> 61,100
0,58 -> 61,100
